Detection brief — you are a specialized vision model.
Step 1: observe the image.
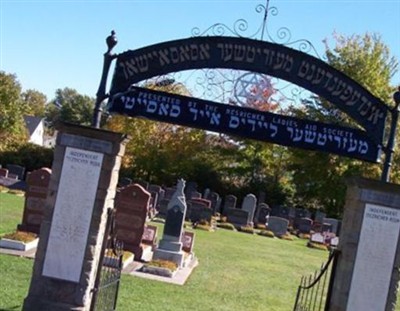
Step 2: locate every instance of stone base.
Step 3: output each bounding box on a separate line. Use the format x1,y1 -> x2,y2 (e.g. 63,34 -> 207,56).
22,297 -> 85,311
152,248 -> 185,268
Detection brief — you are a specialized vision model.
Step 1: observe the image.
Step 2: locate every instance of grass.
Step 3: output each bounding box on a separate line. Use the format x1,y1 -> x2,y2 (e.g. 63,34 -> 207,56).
0,192 -> 399,311
0,192 -> 25,236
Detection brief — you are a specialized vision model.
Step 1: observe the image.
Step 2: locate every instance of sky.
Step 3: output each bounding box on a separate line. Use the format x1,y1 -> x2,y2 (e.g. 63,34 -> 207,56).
1,0 -> 399,101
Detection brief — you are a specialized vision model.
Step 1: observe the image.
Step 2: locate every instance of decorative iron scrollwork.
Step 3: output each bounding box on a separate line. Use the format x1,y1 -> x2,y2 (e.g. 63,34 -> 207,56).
191,1 -> 323,59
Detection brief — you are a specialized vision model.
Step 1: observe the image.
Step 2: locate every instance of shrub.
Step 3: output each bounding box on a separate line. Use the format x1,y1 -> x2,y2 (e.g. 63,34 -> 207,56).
307,242 -> 328,251
0,185 -> 9,193
8,189 -> 25,196
195,224 -> 213,231
146,259 -> 178,271
258,230 -> 275,238
2,231 -> 37,243
0,143 -> 53,175
255,223 -> 266,230
217,222 -> 235,230
240,226 -> 255,234
279,233 -> 294,241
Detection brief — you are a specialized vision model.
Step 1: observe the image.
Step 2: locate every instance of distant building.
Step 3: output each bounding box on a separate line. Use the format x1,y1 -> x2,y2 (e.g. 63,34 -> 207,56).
24,115 -> 44,146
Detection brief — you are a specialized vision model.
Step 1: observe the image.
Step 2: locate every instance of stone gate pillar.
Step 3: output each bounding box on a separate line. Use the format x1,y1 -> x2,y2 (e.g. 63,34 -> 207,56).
329,178 -> 400,311
22,122 -> 128,311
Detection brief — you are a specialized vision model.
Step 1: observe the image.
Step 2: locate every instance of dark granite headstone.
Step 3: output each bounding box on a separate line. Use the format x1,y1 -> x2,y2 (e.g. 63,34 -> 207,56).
115,183 -> 150,259
17,168 -> 52,234
226,208 -> 249,227
6,164 -> 25,180
267,216 -> 289,236
296,217 -> 313,234
255,203 -> 271,224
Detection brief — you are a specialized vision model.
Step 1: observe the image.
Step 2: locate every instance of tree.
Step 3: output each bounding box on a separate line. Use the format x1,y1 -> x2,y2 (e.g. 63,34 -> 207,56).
289,33 -> 399,216
46,88 -> 95,130
21,89 -> 47,117
0,71 -> 28,149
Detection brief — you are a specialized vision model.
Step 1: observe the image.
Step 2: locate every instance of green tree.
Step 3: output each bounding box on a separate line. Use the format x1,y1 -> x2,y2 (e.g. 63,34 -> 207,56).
21,89 -> 47,117
46,88 -> 95,129
289,33 -> 399,217
0,71 -> 28,149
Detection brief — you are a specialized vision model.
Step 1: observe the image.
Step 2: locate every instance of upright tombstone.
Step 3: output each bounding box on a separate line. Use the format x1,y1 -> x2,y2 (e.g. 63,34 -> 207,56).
329,178 -> 400,311
18,168 -> 52,234
223,194 -> 237,215
323,217 -> 341,235
0,168 -> 8,178
255,203 -> 271,225
209,192 -> 222,214
267,216 -> 289,237
115,184 -> 150,260
241,193 -> 257,225
153,179 -> 188,268
22,122 -> 128,311
6,164 -> 25,180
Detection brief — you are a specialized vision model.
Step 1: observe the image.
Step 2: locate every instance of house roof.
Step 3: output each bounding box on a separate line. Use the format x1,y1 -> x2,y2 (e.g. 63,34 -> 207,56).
24,115 -> 43,136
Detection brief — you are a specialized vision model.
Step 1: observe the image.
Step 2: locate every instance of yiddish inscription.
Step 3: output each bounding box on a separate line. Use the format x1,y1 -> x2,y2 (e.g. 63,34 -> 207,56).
108,86 -> 380,162
42,147 -> 103,282
110,36 -> 388,142
347,203 -> 400,311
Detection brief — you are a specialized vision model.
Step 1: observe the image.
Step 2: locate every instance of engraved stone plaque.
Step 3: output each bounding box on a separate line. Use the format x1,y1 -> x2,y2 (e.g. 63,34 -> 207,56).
42,147 -> 103,282
347,203 -> 400,311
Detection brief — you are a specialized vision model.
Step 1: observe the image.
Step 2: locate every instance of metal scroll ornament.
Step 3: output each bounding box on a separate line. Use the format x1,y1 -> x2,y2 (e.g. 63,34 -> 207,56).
191,1 -> 322,57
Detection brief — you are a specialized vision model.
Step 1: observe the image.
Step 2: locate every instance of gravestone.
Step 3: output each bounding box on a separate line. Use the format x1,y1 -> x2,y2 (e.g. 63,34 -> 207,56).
157,199 -> 170,219
164,187 -> 177,200
184,181 -> 198,200
255,203 -> 271,225
225,208 -> 249,227
203,188 -> 211,200
0,168 -> 8,178
17,168 -> 52,234
142,224 -> 158,249
223,194 -> 237,215
22,122 -> 128,311
118,177 -> 132,188
182,231 -> 195,253
271,205 -> 290,219
6,164 -> 25,180
267,216 -> 289,236
314,210 -> 326,223
188,200 -> 213,224
310,232 -> 325,244
241,193 -> 257,225
210,192 -> 222,214
323,218 -> 341,235
153,179 -> 188,268
295,217 -> 313,234
115,183 -> 150,260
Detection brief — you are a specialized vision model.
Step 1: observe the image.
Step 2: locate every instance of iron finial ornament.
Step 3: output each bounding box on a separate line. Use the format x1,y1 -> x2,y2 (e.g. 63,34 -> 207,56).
92,30 -> 118,128
106,30 -> 118,54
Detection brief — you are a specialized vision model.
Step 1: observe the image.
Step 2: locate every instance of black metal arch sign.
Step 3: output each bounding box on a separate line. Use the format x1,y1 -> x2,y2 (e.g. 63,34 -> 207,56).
107,36 -> 389,163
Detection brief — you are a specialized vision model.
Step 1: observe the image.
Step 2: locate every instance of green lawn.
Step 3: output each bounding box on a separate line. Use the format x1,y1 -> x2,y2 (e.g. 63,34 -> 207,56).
0,192 -> 398,310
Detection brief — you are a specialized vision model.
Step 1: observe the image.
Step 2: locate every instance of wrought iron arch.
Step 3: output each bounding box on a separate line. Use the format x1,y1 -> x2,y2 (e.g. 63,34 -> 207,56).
93,32 -> 398,182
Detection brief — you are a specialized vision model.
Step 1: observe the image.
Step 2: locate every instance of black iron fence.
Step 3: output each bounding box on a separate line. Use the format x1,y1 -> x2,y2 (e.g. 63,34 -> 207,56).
91,208 -> 124,311
293,249 -> 339,311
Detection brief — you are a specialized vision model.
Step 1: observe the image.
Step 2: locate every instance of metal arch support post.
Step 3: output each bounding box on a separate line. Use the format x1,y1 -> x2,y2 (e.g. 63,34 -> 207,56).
381,88 -> 400,183
92,31 -> 118,128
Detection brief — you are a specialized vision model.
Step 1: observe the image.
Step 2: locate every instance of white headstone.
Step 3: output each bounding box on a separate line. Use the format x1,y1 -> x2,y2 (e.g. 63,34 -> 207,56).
242,193 -> 257,224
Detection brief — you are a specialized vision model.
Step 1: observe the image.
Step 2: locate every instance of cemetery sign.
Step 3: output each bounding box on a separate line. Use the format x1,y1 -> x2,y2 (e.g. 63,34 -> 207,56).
108,86 -> 380,162
109,36 -> 388,144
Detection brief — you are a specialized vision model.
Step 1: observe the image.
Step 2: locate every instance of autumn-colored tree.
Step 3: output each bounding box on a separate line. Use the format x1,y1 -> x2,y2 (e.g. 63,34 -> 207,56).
289,33 -> 399,217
